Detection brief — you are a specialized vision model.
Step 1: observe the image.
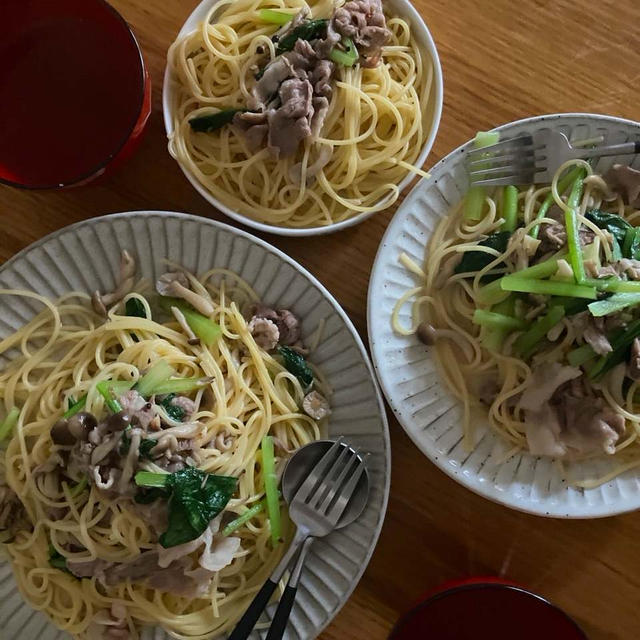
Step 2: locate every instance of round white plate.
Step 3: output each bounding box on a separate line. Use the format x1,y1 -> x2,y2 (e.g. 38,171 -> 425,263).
162,0 -> 443,237
368,113 -> 640,519
0,212 -> 390,639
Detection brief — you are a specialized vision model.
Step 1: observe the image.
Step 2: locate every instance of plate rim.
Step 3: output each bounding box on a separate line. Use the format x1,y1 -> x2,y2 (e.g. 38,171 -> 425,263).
161,0 -> 444,237
367,112 -> 640,519
0,209 -> 391,638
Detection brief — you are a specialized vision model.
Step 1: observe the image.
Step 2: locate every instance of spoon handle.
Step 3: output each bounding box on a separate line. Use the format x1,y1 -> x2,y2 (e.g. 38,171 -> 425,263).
228,528 -> 308,640
227,579 -> 279,640
265,538 -> 315,640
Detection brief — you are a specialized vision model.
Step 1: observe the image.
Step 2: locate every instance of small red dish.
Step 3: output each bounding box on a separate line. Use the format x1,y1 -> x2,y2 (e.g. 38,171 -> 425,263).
389,577 -> 587,640
0,0 -> 151,189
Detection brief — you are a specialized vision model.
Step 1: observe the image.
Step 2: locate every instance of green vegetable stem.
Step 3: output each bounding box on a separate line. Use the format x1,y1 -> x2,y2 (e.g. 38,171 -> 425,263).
63,395 -> 87,419
160,297 -> 222,347
529,166 -> 583,239
567,343 -> 597,367
96,382 -> 123,414
222,499 -> 269,536
563,171 -> 587,282
134,360 -> 175,398
500,276 -> 597,299
151,377 -> 212,395
514,306 -> 565,359
500,186 -> 519,232
0,407 -> 20,443
258,8 -> 295,25
464,131 -> 500,221
261,435 -> 281,545
588,293 -> 640,317
330,38 -> 359,66
472,309 -> 528,332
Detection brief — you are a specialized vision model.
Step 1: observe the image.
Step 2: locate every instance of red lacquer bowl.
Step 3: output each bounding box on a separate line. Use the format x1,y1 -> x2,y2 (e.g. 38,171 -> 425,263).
0,0 -> 151,189
389,577 -> 587,640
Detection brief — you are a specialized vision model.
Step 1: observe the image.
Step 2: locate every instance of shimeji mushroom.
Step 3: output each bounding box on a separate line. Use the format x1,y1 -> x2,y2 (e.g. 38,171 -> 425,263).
170,306 -> 200,345
155,272 -> 214,316
92,250 -> 137,316
302,390 -> 331,420
416,322 -> 474,361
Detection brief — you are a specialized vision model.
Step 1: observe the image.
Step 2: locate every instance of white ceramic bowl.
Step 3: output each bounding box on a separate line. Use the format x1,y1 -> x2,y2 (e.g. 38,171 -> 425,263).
368,113 -> 640,519
0,212 -> 390,639
162,0 -> 443,237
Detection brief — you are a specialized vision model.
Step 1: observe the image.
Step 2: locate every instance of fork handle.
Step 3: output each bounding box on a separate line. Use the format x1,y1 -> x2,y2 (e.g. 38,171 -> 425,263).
265,584 -> 297,640
265,538 -> 315,640
228,528 -> 308,640
577,140 -> 640,159
228,579 -> 279,640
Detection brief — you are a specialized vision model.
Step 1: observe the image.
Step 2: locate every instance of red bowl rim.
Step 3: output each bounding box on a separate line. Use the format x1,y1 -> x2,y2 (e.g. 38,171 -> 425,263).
388,579 -> 588,639
0,0 -> 147,190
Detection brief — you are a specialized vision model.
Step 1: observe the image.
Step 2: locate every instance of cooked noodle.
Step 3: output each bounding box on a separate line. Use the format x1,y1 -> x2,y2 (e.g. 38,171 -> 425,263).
393,158 -> 640,486
0,270 -> 324,639
167,0 -> 434,228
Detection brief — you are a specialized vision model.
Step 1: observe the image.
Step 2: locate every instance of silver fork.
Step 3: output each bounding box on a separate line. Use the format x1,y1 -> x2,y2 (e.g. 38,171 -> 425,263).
467,130 -> 640,186
228,438 -> 367,640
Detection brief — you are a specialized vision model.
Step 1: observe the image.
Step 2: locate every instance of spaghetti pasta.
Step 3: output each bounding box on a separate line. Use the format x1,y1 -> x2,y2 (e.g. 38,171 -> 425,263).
0,264 -> 326,639
167,0 -> 434,228
394,153 -> 640,486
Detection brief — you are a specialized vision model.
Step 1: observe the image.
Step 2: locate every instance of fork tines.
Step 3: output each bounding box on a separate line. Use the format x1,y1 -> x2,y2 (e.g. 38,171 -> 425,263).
294,439 -> 366,525
466,134 -> 544,186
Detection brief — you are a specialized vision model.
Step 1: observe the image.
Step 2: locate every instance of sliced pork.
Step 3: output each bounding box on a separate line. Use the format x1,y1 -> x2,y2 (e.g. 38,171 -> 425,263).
236,20 -> 340,156
332,0 -> 390,67
519,363 -> 582,410
309,59 -> 335,97
525,402 -> 566,457
289,144 -> 332,186
120,390 -> 158,430
613,258 -> 640,280
247,57 -> 295,112
268,77 -> 314,156
604,164 -> 640,207
561,401 -> 625,455
232,111 -> 270,151
583,323 -> 613,355
521,366 -> 626,457
538,222 -> 595,255
69,517 -> 240,599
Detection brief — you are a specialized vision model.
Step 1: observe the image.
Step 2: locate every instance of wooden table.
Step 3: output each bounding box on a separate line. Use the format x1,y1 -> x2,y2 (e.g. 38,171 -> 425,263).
2,1 -> 639,638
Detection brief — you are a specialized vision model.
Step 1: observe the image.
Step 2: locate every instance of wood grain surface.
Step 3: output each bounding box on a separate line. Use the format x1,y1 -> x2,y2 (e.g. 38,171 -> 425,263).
2,1 -> 639,638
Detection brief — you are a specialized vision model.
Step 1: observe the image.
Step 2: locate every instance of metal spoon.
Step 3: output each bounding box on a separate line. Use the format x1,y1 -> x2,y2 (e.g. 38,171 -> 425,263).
264,440 -> 370,639
228,439 -> 370,640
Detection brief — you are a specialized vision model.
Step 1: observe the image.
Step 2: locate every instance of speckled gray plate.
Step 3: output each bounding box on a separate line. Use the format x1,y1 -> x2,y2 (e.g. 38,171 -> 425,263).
368,113 -> 640,519
0,211 -> 390,639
